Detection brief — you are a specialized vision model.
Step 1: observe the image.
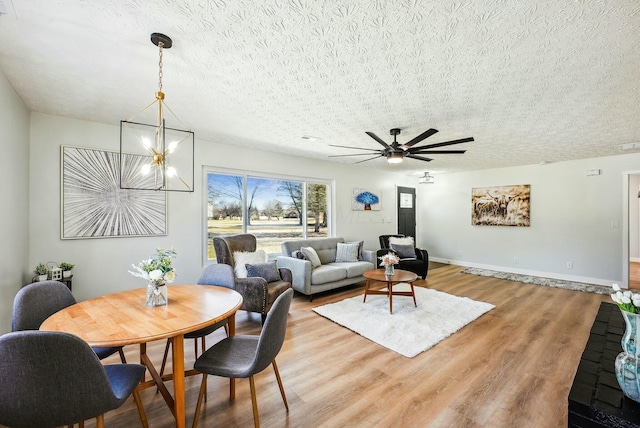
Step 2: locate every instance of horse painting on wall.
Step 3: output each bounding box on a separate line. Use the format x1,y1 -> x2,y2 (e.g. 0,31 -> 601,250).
471,184 -> 530,226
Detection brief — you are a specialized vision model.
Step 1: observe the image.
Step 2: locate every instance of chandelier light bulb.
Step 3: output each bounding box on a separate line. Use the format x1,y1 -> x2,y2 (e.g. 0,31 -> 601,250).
141,164 -> 152,175
166,166 -> 177,177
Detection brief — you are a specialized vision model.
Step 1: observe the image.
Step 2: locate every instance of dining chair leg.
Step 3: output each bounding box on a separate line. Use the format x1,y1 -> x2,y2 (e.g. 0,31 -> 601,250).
133,387 -> 149,428
272,359 -> 289,411
199,336 -> 208,403
249,375 -> 260,428
191,373 -> 208,428
118,347 -> 127,364
159,338 -> 172,376
96,414 -> 105,428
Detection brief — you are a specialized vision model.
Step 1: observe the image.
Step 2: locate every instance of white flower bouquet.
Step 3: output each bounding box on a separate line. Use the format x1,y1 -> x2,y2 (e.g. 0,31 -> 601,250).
378,252 -> 400,268
129,247 -> 177,286
611,283 -> 640,314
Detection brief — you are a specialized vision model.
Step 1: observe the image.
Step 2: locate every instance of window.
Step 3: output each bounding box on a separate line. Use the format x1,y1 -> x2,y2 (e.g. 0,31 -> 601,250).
205,170 -> 330,260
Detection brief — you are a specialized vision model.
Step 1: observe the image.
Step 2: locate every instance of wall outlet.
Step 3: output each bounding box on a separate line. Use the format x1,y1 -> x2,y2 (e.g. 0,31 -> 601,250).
514,257 -> 519,264
566,261 -> 573,269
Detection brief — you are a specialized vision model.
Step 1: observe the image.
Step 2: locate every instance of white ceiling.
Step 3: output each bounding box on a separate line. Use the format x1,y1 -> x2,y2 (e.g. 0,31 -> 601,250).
1,0 -> 639,176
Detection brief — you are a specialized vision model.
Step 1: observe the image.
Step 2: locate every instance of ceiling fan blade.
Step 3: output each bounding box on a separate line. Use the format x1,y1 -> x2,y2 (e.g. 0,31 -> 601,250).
365,132 -> 392,149
403,128 -> 438,147
328,152 -> 382,158
408,137 -> 474,151
410,150 -> 467,155
329,144 -> 381,152
406,154 -> 433,162
354,155 -> 384,164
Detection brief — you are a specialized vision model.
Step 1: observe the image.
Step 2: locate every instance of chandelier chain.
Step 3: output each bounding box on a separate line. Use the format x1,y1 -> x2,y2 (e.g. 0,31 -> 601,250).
158,41 -> 164,92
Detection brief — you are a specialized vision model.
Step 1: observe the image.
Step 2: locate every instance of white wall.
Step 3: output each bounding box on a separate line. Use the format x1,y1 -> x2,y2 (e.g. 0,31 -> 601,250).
25,113 -> 412,309
630,175 -> 639,261
0,70 -> 30,332
419,156 -> 640,286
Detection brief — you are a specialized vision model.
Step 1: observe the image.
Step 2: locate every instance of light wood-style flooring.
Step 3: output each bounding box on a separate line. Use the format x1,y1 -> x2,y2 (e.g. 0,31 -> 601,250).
75,265 -> 611,427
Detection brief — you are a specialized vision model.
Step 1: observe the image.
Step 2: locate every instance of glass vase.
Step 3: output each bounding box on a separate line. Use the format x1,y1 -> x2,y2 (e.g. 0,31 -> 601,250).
384,264 -> 395,276
615,309 -> 640,402
146,283 -> 168,307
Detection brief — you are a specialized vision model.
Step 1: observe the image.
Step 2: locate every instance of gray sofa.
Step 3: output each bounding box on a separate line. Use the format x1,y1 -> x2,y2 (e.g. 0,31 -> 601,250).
277,237 -> 375,299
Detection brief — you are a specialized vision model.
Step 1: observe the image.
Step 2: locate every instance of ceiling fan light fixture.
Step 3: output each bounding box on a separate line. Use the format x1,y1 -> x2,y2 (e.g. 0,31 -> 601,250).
418,172 -> 434,184
387,152 -> 404,164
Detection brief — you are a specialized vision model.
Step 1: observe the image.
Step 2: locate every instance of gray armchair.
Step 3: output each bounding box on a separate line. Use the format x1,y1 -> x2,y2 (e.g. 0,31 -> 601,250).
213,234 -> 292,323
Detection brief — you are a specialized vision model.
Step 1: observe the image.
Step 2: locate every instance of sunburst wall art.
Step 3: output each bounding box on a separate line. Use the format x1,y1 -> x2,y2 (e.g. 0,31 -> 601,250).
61,146 -> 167,239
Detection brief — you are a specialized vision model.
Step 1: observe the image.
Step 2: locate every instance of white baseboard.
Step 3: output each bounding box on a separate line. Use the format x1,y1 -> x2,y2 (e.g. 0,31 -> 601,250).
430,257 -> 615,288
631,257 -> 640,263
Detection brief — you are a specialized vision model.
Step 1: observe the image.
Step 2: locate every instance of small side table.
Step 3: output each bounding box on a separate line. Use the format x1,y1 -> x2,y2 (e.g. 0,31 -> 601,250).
59,275 -> 73,291
362,269 -> 418,313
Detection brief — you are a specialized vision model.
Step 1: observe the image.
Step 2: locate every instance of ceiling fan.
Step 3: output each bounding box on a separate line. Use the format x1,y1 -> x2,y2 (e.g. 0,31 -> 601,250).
329,128 -> 473,164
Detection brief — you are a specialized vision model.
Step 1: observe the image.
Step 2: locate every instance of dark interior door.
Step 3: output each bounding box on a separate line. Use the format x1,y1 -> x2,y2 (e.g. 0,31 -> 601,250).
397,186 -> 416,239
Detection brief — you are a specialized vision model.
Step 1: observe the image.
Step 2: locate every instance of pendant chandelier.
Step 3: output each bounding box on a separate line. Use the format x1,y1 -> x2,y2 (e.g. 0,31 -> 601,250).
119,33 -> 194,192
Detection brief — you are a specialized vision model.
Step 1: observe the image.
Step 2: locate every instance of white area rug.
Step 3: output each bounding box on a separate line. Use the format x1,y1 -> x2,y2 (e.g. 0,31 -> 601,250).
312,285 -> 494,358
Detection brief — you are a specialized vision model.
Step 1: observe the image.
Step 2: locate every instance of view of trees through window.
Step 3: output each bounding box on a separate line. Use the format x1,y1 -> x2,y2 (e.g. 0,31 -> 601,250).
206,172 -> 329,259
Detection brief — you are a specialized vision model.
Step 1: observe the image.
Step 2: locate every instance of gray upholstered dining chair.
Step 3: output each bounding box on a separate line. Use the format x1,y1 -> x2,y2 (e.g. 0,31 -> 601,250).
213,234 -> 292,324
0,330 -> 147,428
12,280 -> 127,363
159,263 -> 234,377
191,288 -> 293,428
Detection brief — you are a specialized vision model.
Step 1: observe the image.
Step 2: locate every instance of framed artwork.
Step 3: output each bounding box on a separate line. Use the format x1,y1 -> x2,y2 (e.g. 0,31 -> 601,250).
61,146 -> 167,239
400,192 -> 413,208
471,184 -> 530,226
352,188 -> 381,211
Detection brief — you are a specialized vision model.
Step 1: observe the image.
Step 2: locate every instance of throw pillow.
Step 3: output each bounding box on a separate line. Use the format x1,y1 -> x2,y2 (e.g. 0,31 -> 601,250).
346,240 -> 364,260
291,250 -> 305,259
335,242 -> 360,262
300,246 -> 322,268
390,243 -> 416,259
233,250 -> 267,278
388,236 -> 414,246
246,261 -> 281,283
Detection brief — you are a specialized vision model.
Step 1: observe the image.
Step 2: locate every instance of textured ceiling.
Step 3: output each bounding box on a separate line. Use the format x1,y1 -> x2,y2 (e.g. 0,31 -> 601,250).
1,0 -> 639,176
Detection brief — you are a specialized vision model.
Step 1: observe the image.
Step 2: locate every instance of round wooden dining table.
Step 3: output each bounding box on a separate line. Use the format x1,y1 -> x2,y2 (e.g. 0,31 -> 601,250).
40,284 -> 243,428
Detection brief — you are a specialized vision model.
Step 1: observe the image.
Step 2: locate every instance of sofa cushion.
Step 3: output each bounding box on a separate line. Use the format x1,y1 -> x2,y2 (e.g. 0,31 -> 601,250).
300,246 -> 322,267
335,242 -> 360,262
329,261 -> 375,278
390,243 -> 416,259
310,265 -> 347,285
346,240 -> 364,260
233,250 -> 267,278
246,261 -> 281,283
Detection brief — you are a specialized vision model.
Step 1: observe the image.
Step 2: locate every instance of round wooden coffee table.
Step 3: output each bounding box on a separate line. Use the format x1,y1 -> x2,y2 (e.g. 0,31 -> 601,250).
362,269 -> 418,313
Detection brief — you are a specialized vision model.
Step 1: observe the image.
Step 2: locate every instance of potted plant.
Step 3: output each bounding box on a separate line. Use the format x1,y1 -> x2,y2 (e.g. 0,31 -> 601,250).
59,262 -> 75,278
34,263 -> 48,282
